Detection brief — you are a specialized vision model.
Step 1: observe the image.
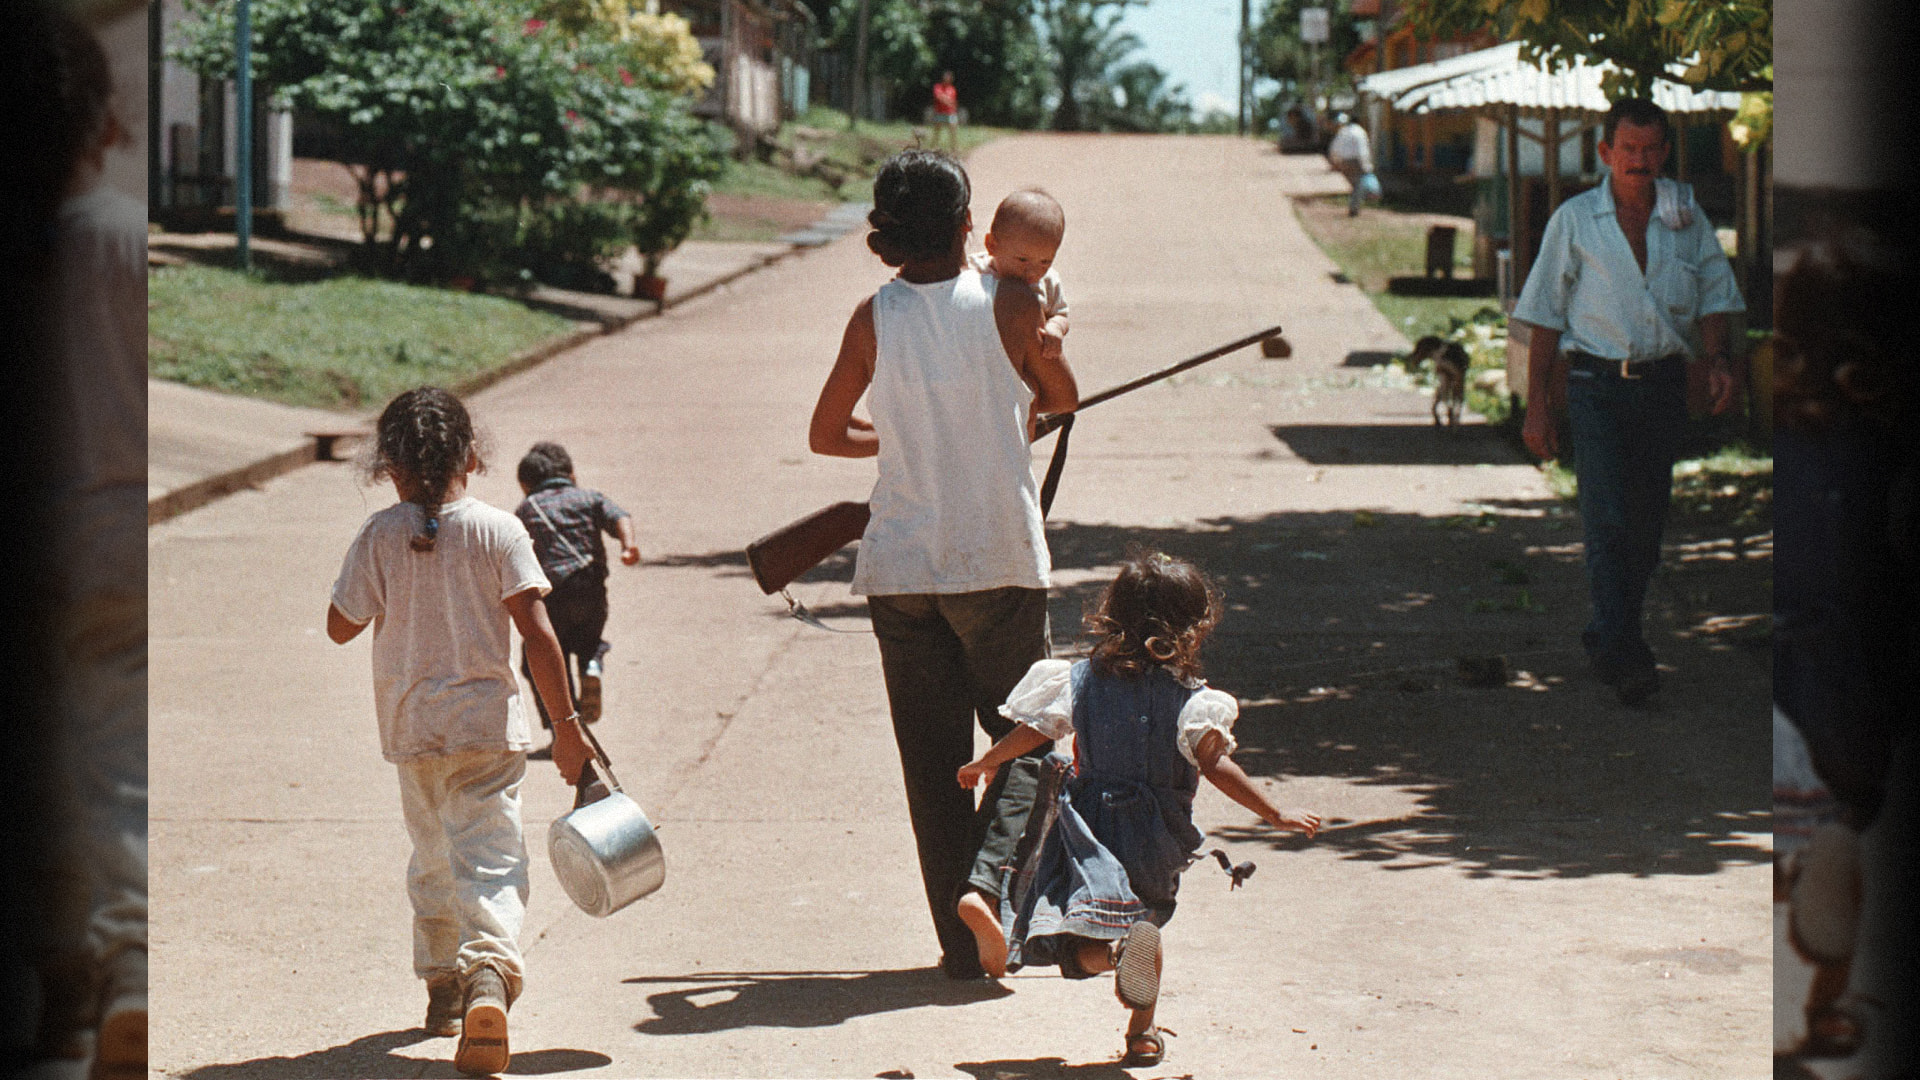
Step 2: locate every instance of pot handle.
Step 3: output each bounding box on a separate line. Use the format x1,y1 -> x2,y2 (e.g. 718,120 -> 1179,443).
570,720 -> 624,807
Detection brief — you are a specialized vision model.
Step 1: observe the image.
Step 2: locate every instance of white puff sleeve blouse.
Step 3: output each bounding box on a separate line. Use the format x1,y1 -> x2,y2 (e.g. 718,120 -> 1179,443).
998,659 -> 1240,766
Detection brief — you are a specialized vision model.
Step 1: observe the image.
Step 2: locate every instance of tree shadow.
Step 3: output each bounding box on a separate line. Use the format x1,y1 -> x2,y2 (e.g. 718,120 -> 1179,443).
176,1029 -> 611,1079
675,492 -> 1770,883
625,967 -> 1010,1036
1343,350 -> 1403,367
1268,423 -> 1521,466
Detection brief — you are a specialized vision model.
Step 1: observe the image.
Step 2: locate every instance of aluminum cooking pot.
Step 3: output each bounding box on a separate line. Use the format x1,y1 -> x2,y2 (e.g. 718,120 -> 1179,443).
548,725 -> 664,918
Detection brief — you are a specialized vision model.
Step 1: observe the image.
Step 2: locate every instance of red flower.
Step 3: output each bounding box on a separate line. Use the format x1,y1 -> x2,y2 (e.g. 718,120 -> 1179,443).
523,17 -> 546,33
619,68 -> 634,86
566,109 -> 581,126
494,65 -> 507,79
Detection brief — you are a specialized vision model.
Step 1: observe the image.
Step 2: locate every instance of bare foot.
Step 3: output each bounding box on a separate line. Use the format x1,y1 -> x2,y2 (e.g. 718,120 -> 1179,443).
956,891 -> 1008,978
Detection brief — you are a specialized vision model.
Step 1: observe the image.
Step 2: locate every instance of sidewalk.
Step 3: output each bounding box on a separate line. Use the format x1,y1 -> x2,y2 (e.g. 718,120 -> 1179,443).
147,209 -> 868,525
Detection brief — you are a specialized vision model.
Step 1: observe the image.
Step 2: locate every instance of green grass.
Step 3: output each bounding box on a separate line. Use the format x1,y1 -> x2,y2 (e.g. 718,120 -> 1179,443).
148,263 -> 577,411
1544,444 -> 1773,528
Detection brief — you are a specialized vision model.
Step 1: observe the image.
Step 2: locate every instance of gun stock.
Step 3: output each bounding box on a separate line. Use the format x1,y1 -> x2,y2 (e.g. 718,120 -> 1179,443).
750,324 -> 1282,596
746,500 -> 871,595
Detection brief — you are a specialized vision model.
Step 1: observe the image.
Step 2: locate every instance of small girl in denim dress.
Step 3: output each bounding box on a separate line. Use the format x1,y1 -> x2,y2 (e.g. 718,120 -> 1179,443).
957,550 -> 1321,1066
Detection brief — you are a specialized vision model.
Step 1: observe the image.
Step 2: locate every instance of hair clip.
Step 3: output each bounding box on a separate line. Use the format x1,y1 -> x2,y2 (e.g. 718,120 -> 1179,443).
1152,552 -> 1173,565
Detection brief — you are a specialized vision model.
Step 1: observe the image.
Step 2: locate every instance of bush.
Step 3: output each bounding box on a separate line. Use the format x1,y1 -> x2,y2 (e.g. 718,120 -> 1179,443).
172,0 -> 723,284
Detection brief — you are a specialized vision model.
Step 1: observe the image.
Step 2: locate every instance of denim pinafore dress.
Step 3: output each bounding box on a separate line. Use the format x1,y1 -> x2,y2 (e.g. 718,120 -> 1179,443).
1002,661 -> 1205,975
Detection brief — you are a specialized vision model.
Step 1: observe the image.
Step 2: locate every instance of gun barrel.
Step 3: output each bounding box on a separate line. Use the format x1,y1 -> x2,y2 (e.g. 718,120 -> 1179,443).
1032,323 -> 1282,439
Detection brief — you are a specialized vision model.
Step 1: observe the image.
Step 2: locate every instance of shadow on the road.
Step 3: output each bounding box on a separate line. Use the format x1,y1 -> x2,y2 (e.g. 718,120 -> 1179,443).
175,1029 -> 612,1079
953,1056 -> 1140,1079
1343,349 -> 1403,367
1268,423 -> 1518,465
675,495 -> 1771,885
625,967 -> 1011,1035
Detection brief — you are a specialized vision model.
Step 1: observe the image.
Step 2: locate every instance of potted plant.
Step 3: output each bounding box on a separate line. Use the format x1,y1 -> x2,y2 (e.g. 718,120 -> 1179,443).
628,129 -> 724,304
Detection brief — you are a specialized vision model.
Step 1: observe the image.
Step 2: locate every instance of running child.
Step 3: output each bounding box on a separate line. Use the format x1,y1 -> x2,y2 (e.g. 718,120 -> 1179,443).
514,441 -> 640,735
968,188 -> 1071,365
328,387 -> 589,1076
957,550 -> 1321,1066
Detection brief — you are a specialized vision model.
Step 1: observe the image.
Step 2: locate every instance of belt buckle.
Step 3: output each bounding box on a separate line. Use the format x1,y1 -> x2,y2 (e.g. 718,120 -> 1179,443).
1619,358 -> 1641,380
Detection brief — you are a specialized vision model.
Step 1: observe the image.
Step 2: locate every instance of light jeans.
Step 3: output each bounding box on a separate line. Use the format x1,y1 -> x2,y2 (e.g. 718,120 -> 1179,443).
395,749 -> 529,1001
52,486 -> 148,992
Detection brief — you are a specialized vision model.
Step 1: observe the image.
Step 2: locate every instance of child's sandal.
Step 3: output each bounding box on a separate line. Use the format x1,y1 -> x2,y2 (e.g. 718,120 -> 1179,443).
1121,1026 -> 1170,1067
1113,921 -> 1160,1010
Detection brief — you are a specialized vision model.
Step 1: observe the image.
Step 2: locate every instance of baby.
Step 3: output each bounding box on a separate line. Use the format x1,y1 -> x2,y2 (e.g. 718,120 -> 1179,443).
969,188 -> 1070,362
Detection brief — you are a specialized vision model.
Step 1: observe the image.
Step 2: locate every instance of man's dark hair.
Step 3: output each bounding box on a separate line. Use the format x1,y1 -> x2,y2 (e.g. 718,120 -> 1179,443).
1602,98 -> 1670,145
518,441 -> 574,488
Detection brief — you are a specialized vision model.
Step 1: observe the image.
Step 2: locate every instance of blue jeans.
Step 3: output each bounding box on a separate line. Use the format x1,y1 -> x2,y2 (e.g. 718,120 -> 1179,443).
1566,358 -> 1688,669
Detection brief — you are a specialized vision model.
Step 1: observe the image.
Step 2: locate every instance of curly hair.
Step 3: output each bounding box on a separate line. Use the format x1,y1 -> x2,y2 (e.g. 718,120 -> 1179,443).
1086,548 -> 1223,682
866,150 -> 971,267
517,441 -> 574,488
365,387 -> 481,552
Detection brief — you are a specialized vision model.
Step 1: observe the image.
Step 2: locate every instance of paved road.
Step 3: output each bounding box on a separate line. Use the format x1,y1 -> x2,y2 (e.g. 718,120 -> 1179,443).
150,136 -> 1772,1079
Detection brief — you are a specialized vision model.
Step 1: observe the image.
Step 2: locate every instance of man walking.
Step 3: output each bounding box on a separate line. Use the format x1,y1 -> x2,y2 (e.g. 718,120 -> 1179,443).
1326,113 -> 1376,216
1514,97 -> 1745,706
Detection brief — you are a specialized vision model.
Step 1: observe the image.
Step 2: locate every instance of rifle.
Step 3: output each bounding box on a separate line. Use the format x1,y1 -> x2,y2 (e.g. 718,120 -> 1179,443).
746,324 -> 1285,595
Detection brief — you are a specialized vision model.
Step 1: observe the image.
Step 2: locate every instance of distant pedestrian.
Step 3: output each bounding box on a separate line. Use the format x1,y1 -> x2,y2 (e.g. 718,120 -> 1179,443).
1326,113 -> 1378,216
328,387 -> 588,1076
968,188 -> 1071,368
1513,97 -> 1745,706
513,442 -> 640,740
809,149 -> 1078,980
931,70 -> 960,152
956,550 -> 1321,1067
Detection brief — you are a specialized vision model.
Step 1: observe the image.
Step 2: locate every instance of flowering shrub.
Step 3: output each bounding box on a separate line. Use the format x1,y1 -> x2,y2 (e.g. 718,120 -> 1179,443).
173,0 -> 722,284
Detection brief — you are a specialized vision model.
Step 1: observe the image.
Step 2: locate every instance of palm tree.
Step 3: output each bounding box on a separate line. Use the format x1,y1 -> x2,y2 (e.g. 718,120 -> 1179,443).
1038,0 -> 1148,131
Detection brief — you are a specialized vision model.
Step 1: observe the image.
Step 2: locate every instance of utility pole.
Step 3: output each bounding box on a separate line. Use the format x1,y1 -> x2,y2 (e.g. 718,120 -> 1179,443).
234,0 -> 252,270
850,0 -> 870,129
1238,0 -> 1250,135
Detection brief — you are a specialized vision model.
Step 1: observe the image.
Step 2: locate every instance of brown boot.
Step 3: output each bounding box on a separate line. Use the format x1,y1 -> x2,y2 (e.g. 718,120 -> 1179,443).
89,949 -> 147,1080
454,965 -> 511,1075
424,974 -> 463,1037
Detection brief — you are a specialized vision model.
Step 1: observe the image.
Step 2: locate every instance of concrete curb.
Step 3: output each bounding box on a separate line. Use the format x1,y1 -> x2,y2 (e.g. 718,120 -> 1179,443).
148,235 -> 826,527
146,440 -> 322,526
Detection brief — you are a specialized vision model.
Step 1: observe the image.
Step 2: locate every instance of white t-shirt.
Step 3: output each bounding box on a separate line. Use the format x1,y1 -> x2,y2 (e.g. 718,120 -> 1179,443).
51,180 -> 147,604
967,249 -> 1068,322
331,497 -> 551,762
54,180 -> 147,499
1328,123 -> 1372,169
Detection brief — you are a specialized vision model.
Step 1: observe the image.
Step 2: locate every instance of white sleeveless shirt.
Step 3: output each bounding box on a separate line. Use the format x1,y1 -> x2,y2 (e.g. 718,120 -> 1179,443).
852,268 -> 1051,595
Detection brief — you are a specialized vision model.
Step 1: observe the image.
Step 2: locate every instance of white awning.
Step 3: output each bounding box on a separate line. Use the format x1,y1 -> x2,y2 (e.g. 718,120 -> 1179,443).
1358,41 -> 1743,119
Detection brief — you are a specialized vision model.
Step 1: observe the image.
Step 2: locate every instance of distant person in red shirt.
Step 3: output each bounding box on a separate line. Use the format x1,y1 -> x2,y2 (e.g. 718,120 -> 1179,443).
930,70 -> 959,151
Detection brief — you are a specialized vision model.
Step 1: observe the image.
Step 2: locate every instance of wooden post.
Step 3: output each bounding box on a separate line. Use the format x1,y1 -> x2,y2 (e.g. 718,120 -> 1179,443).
1544,107 -> 1560,217
1507,104 -> 1525,291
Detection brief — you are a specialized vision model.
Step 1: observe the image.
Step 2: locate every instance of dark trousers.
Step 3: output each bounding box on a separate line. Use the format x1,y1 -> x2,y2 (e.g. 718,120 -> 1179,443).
1566,359 -> 1688,668
520,569 -> 609,728
867,587 -> 1051,976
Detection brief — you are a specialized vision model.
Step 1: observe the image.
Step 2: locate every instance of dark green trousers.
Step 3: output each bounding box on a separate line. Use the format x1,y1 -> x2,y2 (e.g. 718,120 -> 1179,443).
867,587 -> 1052,977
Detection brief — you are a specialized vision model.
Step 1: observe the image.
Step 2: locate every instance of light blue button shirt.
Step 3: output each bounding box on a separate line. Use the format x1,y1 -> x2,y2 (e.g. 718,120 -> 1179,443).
1513,173 -> 1746,362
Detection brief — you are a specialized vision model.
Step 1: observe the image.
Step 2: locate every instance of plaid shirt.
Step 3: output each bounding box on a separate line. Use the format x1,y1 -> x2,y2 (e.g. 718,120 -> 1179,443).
514,479 -> 629,585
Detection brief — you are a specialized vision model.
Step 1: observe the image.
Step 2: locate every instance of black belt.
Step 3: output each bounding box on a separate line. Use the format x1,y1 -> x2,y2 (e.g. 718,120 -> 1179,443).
1566,350 -> 1685,380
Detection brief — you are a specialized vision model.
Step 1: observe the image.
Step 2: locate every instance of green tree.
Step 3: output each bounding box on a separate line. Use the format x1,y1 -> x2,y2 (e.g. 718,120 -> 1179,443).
1402,0 -> 1772,98
1036,0 -> 1148,132
1101,60 -> 1193,133
921,0 -> 1051,127
171,0 -> 723,283
1253,0 -> 1365,93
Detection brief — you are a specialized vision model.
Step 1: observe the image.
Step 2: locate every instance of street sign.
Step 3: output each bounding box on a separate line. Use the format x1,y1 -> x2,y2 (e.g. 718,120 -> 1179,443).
1300,7 -> 1329,43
